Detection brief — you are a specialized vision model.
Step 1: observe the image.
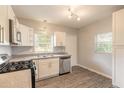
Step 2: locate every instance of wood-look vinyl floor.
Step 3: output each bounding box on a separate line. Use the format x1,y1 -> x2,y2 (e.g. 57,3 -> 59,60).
36,66 -> 112,88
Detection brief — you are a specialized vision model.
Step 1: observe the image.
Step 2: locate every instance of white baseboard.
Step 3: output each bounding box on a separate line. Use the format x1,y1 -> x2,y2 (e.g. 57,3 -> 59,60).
77,64 -> 112,79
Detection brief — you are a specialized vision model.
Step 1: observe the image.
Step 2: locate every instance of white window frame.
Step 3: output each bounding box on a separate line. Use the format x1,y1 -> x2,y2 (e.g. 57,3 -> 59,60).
34,30 -> 54,53
95,32 -> 112,54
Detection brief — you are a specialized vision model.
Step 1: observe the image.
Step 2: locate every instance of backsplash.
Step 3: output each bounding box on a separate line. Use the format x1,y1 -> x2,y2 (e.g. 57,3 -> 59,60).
0,45 -> 66,56
53,46 -> 66,53
11,46 -> 66,55
11,46 -> 33,55
0,46 -> 11,56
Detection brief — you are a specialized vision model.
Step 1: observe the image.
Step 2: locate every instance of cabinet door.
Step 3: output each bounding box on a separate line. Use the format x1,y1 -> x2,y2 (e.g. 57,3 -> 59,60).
28,27 -> 34,46
20,24 -> 29,46
113,9 -> 124,45
38,58 -> 59,79
54,32 -> 66,46
0,69 -> 32,88
0,5 -> 9,45
38,59 -> 50,79
114,48 -> 124,87
49,58 -> 59,76
8,6 -> 21,45
19,24 -> 34,46
8,6 -> 15,20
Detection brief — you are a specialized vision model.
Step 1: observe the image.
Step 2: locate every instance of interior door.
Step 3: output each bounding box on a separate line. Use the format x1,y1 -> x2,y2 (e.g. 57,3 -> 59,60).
115,47 -> 124,87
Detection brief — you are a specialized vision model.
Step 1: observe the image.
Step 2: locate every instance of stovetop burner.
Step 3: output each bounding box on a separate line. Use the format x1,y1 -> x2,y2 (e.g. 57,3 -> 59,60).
0,61 -> 34,74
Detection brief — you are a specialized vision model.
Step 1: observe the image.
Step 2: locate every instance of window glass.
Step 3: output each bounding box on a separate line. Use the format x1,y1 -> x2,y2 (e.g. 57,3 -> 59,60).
95,32 -> 112,53
34,31 -> 54,52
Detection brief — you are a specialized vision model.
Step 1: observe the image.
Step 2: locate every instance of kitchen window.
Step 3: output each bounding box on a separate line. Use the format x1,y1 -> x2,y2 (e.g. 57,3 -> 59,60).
95,32 -> 112,53
34,31 -> 54,52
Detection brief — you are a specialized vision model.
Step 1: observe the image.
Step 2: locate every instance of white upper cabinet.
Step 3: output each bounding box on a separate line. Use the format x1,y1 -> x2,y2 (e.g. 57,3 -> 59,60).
28,27 -> 34,46
54,32 -> 66,46
0,5 -> 9,45
113,9 -> 124,45
19,24 -> 28,46
8,6 -> 20,30
8,6 -> 21,45
0,5 -> 34,46
19,24 -> 34,46
8,6 -> 15,20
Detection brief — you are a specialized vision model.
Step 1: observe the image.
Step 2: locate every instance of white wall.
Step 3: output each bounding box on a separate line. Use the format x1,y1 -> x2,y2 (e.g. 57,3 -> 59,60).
78,17 -> 112,78
13,18 -> 78,66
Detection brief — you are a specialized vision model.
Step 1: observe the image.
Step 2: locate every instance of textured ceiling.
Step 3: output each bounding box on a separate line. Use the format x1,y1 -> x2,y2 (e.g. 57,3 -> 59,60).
12,5 -> 124,29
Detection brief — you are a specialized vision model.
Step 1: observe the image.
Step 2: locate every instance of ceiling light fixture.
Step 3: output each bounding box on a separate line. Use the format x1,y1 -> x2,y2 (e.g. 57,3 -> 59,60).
68,7 -> 80,21
77,17 -> 80,21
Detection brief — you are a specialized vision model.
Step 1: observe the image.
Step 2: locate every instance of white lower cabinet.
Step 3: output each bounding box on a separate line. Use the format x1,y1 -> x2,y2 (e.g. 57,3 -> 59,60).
33,58 -> 59,80
39,60 -> 51,79
49,58 -> 60,76
0,69 -> 32,88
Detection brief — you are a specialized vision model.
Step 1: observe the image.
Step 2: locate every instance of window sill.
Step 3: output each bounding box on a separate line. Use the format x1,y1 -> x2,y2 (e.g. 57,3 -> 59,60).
33,51 -> 53,53
95,51 -> 112,54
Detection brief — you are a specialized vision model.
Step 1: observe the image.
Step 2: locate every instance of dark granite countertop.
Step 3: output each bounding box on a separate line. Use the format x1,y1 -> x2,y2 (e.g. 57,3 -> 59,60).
9,53 -> 71,62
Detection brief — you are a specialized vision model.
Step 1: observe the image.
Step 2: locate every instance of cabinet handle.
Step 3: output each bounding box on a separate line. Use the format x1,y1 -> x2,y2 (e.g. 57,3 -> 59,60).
16,31 -> 21,42
1,27 -> 4,43
0,25 -> 1,43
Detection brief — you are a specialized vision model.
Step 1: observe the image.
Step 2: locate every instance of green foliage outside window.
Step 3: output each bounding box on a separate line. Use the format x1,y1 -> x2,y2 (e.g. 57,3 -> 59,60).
96,32 -> 112,53
34,31 -> 53,52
